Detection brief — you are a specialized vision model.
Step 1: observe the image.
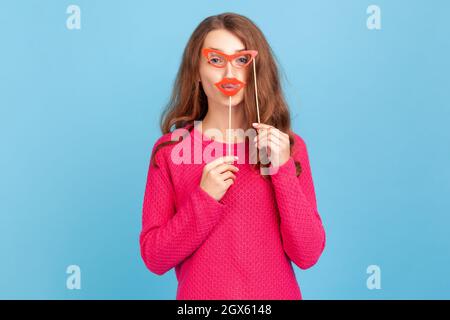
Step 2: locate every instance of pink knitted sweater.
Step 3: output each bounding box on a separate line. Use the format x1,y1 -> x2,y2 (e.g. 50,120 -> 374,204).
139,125 -> 326,300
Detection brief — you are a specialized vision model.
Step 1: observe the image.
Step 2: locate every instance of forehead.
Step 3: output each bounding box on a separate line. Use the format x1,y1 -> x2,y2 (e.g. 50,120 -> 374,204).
203,29 -> 246,55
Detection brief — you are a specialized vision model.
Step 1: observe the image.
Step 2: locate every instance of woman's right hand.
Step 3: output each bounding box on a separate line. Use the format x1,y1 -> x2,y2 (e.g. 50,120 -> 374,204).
200,155 -> 239,201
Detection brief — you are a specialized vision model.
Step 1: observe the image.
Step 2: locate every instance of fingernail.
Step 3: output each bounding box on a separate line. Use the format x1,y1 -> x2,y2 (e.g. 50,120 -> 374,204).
234,156 -> 239,160
252,123 -> 258,127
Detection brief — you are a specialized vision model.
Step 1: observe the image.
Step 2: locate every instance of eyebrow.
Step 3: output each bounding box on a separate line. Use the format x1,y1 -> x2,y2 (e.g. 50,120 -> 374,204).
209,47 -> 247,52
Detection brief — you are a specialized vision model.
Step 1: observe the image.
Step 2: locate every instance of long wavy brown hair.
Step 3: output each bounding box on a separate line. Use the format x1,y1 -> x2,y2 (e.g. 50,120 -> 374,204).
151,12 -> 302,177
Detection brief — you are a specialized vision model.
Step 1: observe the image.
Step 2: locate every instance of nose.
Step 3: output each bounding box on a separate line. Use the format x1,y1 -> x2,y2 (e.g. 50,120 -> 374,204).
224,61 -> 235,78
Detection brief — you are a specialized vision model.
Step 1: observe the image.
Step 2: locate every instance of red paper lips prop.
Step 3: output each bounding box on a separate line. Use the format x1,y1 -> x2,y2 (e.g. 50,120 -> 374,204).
214,77 -> 246,97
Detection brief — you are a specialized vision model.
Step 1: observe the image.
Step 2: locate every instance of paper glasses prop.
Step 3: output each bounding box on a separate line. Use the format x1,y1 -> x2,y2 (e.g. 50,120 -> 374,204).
202,48 -> 261,156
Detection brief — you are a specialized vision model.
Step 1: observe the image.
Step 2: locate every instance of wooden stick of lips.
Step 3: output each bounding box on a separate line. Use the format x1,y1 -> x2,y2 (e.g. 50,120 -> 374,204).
214,78 -> 246,157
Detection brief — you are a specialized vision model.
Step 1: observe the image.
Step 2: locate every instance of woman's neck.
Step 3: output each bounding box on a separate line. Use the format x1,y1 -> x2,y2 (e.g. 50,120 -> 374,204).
199,101 -> 247,143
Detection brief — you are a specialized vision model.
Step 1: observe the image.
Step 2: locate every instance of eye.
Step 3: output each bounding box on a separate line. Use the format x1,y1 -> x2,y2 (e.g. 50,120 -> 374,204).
208,54 -> 225,66
237,57 -> 248,63
234,55 -> 251,66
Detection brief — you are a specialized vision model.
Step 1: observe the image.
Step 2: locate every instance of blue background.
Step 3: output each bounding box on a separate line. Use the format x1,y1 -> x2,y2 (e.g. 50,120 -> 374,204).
0,0 -> 449,299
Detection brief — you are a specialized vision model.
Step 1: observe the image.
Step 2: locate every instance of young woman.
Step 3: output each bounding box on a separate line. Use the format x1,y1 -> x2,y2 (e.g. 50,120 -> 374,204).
139,12 -> 326,300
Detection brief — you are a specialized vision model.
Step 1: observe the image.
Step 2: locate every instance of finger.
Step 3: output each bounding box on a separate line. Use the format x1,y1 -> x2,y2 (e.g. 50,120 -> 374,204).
252,122 -> 273,130
277,131 -> 290,142
253,124 -> 289,141
255,127 -> 279,140
255,129 -> 270,140
264,129 -> 289,145
255,131 -> 282,146
269,135 -> 282,146
255,130 -> 282,145
215,163 -> 239,174
253,129 -> 269,143
224,178 -> 234,188
220,171 -> 236,181
254,126 -> 272,136
205,155 -> 238,171
256,136 -> 281,149
265,128 -> 287,142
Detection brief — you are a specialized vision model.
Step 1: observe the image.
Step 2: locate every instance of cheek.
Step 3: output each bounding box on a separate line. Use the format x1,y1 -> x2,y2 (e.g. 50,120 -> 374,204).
199,67 -> 221,94
237,69 -> 248,84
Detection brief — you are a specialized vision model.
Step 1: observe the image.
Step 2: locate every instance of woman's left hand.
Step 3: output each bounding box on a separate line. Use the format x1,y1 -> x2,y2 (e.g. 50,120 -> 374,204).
252,123 -> 290,168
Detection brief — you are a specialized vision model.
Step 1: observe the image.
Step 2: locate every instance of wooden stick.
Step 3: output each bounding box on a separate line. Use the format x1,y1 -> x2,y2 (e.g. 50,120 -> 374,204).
252,59 -> 261,124
228,95 -> 232,157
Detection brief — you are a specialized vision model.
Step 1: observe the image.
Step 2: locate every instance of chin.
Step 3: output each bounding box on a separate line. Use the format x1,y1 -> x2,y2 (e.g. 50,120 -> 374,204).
220,94 -> 244,107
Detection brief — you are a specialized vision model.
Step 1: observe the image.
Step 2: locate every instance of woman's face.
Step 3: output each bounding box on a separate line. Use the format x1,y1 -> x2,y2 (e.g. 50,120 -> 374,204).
199,29 -> 248,107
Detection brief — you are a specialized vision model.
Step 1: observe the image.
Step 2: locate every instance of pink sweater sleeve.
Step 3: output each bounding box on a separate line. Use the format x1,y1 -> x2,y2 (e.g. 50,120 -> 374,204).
269,134 -> 326,270
139,142 -> 225,275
